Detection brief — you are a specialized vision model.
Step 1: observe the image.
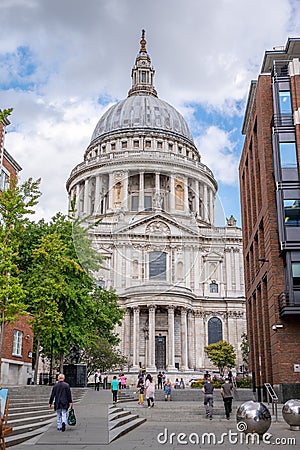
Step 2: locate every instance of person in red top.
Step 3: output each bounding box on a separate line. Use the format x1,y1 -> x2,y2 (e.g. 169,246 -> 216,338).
49,373 -> 73,431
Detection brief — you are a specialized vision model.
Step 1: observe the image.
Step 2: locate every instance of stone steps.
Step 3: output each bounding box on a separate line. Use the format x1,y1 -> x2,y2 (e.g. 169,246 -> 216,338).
108,405 -> 146,443
5,385 -> 88,447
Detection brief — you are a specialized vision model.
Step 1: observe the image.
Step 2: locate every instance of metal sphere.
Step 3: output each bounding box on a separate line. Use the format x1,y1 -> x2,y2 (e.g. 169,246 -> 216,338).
282,399 -> 300,430
236,401 -> 271,435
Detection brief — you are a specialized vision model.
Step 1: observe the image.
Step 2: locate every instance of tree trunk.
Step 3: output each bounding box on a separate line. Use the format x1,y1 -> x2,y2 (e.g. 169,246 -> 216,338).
59,352 -> 64,373
34,331 -> 41,384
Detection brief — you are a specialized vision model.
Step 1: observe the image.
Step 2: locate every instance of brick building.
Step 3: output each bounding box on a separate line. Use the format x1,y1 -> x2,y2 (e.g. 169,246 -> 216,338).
1,112 -> 33,385
239,38 -> 300,402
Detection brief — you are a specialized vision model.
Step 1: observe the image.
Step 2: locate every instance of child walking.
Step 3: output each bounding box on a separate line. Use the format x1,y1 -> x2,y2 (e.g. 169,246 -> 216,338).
136,382 -> 145,405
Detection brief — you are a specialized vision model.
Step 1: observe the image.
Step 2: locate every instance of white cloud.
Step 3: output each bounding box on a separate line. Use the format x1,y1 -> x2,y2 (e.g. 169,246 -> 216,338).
196,126 -> 239,186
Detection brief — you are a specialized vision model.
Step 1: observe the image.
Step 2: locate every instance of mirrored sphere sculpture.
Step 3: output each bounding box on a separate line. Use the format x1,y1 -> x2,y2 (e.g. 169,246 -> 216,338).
282,399 -> 300,431
236,401 -> 271,435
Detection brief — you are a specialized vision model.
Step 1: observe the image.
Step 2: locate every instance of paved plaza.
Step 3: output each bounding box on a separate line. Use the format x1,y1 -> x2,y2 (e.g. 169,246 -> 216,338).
19,388 -> 299,450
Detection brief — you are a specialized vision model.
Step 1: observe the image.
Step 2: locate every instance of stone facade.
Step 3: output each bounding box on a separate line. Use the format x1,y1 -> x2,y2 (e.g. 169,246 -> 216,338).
67,32 -> 246,373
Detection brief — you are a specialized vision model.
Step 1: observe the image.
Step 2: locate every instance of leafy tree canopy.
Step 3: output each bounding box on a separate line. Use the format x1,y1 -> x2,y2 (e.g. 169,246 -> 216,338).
204,340 -> 236,376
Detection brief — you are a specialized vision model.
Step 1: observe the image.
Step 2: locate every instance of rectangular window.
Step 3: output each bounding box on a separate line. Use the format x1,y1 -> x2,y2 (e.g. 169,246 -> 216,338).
145,140 -> 151,148
12,330 -> 22,356
141,71 -> 146,82
149,251 -> 166,280
210,282 -> 218,293
284,200 -> 300,226
121,141 -> 127,149
279,142 -> 298,168
157,141 -> 163,149
292,262 -> 300,290
111,143 -> 116,150
168,143 -> 173,150
0,168 -> 10,191
144,195 -> 152,211
131,195 -> 139,211
133,140 -> 139,148
279,91 -> 292,114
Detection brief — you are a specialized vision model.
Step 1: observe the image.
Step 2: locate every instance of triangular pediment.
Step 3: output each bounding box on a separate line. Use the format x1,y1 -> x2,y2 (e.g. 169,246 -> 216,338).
112,212 -> 200,237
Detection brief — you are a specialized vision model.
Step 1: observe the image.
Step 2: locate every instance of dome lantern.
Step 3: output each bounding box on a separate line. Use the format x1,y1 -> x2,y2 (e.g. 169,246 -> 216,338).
128,30 -> 158,98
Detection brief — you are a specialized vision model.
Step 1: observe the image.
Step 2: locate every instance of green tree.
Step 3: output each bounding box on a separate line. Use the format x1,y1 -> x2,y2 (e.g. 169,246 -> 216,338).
20,213 -> 124,378
240,332 -> 249,369
81,337 -> 127,378
0,108 -> 13,122
204,340 -> 236,376
0,177 -> 41,380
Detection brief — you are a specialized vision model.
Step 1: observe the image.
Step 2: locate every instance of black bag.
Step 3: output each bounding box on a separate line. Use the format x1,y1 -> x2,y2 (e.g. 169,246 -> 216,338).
67,407 -> 76,426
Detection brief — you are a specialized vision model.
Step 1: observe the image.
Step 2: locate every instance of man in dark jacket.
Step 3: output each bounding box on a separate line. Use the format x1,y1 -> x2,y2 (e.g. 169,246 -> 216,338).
202,378 -> 214,419
49,373 -> 73,431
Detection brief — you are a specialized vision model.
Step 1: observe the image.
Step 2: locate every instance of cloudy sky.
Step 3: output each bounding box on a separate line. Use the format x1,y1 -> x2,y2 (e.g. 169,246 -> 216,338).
1,0 -> 300,225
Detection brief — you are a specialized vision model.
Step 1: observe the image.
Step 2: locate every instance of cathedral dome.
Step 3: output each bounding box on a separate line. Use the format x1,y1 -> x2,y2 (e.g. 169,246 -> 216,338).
90,95 -> 194,144
90,30 -> 194,146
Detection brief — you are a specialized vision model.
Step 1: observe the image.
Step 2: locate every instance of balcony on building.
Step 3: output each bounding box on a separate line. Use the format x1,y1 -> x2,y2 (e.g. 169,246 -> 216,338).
278,290 -> 300,316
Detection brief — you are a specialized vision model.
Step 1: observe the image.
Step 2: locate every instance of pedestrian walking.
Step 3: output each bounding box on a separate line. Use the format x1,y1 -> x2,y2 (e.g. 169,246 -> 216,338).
157,371 -> 163,389
120,373 -> 127,389
221,378 -> 233,419
145,374 -> 155,408
111,375 -> 119,404
180,377 -> 185,389
164,379 -> 172,401
48,373 -> 73,432
202,377 -> 214,419
94,369 -> 101,391
136,380 -> 145,405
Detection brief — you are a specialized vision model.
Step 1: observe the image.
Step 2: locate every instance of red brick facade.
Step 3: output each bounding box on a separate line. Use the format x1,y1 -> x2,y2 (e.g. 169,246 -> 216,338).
2,316 -> 34,363
239,39 -> 300,400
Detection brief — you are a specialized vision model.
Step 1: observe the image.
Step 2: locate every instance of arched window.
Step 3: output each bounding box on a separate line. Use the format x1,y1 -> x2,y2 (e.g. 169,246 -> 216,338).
210,282 -> 218,293
149,251 -> 166,280
208,317 -> 222,344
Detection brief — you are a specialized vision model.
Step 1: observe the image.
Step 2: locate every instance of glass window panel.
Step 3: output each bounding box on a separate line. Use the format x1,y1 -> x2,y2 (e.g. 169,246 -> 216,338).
13,330 -> 22,356
208,317 -> 222,344
149,251 -> 166,280
279,142 -> 298,168
210,282 -> 218,293
131,195 -> 139,211
292,262 -> 300,288
284,199 -> 300,226
144,195 -> 152,211
279,91 -> 292,114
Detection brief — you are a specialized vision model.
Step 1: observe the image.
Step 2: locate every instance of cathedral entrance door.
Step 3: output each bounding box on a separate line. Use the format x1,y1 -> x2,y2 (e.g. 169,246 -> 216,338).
155,336 -> 166,370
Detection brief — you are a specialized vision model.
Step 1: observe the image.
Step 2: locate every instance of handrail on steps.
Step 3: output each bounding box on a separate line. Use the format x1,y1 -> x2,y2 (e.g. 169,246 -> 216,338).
264,383 -> 278,422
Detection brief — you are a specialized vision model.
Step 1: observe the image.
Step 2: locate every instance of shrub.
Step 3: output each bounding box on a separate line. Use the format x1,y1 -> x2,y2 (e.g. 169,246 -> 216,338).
236,377 -> 251,388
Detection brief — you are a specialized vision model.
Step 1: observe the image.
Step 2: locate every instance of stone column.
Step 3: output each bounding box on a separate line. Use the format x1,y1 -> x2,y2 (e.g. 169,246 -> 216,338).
94,174 -> 101,215
184,177 -> 189,213
75,184 -> 80,215
187,309 -> 195,369
203,184 -> 208,221
167,306 -> 176,371
147,305 -> 156,371
209,189 -> 214,224
132,306 -> 140,369
170,174 -> 175,211
108,173 -> 113,211
84,178 -> 89,215
234,248 -> 241,292
180,307 -> 188,370
123,308 -> 131,361
139,172 -> 144,211
123,171 -> 129,211
194,310 -> 202,369
225,248 -> 232,293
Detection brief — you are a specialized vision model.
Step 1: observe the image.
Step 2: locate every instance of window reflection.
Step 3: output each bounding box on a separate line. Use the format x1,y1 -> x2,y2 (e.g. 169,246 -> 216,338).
284,200 -> 300,226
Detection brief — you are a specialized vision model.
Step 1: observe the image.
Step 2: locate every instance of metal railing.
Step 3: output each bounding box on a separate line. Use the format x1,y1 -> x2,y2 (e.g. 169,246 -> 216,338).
264,383 -> 278,422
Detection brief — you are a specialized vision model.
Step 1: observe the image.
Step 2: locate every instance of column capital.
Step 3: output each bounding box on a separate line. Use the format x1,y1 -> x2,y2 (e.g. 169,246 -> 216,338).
180,306 -> 187,316
133,306 -> 140,313
147,304 -> 157,312
167,305 -> 175,313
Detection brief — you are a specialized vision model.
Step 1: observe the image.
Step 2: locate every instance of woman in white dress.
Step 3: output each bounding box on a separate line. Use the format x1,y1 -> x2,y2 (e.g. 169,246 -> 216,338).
145,374 -> 155,408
